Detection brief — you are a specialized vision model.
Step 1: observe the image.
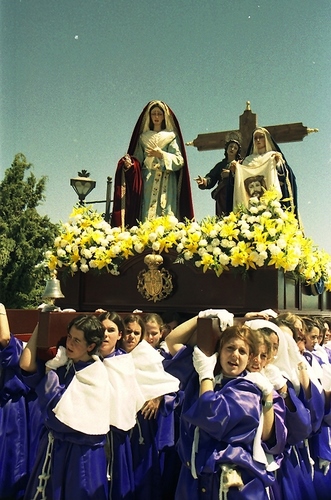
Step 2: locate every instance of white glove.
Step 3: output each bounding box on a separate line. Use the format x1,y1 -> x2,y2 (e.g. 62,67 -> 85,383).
259,309 -> 278,319
193,345 -> 218,383
45,346 -> 68,371
198,309 -> 234,331
245,371 -> 274,398
198,309 -> 216,318
263,364 -> 287,391
319,459 -> 330,476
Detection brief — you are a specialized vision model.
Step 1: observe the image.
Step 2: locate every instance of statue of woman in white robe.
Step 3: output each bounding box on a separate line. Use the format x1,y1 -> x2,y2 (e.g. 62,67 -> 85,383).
111,100 -> 194,227
230,127 -> 298,218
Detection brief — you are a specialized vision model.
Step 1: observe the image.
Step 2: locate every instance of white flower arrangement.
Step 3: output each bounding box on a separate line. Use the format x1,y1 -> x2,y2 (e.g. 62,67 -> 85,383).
45,189 -> 331,291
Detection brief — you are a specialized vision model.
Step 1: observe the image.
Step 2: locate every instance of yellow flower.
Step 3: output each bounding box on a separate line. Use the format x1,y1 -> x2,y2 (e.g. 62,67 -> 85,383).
200,252 -> 214,273
121,244 -> 135,259
45,191 -> 331,288
251,225 -> 268,245
91,230 -> 106,244
182,232 -> 201,253
70,248 -> 81,264
268,251 -> 289,270
259,188 -> 281,205
70,205 -> 88,218
230,241 -> 252,269
60,229 -> 76,246
93,258 -> 108,270
219,221 -> 240,240
48,254 -> 60,271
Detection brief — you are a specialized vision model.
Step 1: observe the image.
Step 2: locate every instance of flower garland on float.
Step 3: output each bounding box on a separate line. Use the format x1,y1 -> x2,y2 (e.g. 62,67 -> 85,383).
45,189 -> 331,291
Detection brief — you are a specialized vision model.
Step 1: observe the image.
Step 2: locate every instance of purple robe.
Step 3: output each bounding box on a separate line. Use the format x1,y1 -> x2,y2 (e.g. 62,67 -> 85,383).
23,360 -> 108,500
299,351 -> 331,499
103,348 -> 136,500
175,371 -> 286,500
0,335 -> 30,499
276,380 -> 317,500
309,353 -> 331,499
128,346 -> 181,500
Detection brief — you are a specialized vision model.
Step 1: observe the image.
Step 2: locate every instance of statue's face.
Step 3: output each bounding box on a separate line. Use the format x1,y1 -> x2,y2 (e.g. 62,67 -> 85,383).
254,132 -> 266,152
226,142 -> 239,160
150,107 -> 164,130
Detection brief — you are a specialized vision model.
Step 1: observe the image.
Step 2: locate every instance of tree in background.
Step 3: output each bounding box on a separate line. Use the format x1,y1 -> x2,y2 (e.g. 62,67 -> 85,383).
0,153 -> 59,308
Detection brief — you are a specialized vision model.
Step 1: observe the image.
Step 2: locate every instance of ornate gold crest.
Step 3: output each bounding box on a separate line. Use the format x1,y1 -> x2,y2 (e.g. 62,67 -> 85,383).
137,254 -> 173,302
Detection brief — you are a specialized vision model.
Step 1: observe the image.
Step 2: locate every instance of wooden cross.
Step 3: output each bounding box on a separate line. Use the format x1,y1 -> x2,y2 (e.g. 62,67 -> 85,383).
186,101 -> 318,154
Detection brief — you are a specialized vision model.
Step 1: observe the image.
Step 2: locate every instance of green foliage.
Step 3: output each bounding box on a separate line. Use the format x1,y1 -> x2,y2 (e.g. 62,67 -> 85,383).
0,153 -> 59,308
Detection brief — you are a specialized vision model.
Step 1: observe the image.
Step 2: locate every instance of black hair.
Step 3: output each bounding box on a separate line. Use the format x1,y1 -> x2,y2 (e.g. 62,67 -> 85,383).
161,310 -> 182,325
98,311 -> 125,336
117,314 -> 145,351
67,315 -> 104,355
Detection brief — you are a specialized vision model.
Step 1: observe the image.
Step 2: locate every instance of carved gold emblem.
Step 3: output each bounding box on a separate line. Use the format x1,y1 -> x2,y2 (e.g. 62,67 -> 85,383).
137,254 -> 173,302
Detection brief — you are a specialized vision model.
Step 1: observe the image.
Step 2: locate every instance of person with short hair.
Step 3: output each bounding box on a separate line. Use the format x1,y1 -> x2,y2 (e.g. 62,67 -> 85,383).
0,303 -> 38,499
119,313 -> 145,353
20,315 -> 111,500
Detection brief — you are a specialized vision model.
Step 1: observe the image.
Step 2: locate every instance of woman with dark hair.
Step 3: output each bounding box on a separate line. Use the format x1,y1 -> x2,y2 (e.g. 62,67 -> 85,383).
119,313 -> 145,353
98,311 -> 138,500
118,313 -> 181,500
98,310 -> 125,358
111,100 -> 194,227
66,314 -> 104,356
19,315 -> 111,500
196,139 -> 242,216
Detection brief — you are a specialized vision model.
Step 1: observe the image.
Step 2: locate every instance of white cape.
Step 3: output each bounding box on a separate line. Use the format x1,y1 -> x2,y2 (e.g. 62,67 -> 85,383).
103,353 -> 145,431
53,356 -> 112,435
131,340 -> 180,400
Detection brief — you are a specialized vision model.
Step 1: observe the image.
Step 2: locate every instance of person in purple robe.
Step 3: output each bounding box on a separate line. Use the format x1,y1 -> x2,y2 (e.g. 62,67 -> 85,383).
19,315 -> 111,500
98,310 -> 135,500
300,316 -> 331,499
141,312 -> 181,498
174,323 -> 286,500
0,303 -> 33,499
118,313 -> 180,500
246,319 -> 318,500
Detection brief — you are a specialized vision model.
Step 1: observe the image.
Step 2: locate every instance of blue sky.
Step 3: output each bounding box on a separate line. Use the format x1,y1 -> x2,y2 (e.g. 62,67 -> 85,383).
1,0 -> 331,252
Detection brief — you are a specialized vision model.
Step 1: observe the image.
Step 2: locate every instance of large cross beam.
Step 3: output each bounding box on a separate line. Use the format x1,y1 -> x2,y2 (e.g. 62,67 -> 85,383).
186,101 -> 318,154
